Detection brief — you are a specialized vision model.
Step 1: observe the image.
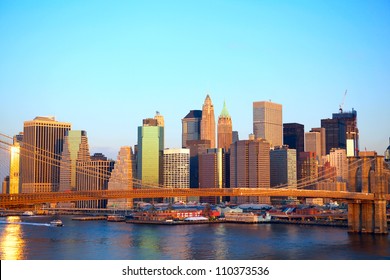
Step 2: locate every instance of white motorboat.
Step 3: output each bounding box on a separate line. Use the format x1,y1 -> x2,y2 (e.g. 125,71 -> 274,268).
50,219 -> 63,227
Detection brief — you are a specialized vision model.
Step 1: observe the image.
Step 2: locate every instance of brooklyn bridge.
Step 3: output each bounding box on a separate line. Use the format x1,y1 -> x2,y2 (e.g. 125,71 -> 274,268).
1,132 -> 389,234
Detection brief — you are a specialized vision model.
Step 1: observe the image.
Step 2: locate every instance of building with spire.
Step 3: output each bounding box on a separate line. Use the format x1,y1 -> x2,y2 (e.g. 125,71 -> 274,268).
217,101 -> 233,151
200,94 -> 216,148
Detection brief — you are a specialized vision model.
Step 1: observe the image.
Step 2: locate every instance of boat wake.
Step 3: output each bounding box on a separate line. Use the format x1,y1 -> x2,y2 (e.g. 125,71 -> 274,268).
0,220 -> 51,227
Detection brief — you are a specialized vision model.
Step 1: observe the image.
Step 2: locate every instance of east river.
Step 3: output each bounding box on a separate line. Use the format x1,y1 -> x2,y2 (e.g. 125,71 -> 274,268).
0,215 -> 389,260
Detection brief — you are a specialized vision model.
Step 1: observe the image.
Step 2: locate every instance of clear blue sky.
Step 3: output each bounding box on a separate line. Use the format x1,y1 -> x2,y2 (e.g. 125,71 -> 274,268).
1,0 -> 389,170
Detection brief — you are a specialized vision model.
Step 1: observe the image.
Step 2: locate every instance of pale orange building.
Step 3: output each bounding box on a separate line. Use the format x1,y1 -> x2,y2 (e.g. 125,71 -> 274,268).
200,94 -> 216,148
217,101 -> 232,151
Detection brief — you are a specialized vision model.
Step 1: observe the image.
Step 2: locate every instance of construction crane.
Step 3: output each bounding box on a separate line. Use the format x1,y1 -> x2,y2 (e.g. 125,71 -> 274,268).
339,90 -> 347,113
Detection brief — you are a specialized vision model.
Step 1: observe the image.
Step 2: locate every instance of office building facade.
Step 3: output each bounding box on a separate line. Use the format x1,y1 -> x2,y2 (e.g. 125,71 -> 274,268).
217,101 -> 233,151
182,110 -> 202,148
321,109 -> 359,156
107,146 -> 136,209
59,130 -> 90,192
270,146 -> 297,188
9,133 -> 23,194
253,101 -> 283,147
76,153 -> 115,208
20,116 -> 71,193
283,123 -> 304,160
329,148 -> 348,182
304,131 -> 322,161
163,148 -> 190,203
137,114 -> 164,186
200,94 -> 216,148
298,152 -> 318,187
230,138 -> 271,204
199,148 -> 227,204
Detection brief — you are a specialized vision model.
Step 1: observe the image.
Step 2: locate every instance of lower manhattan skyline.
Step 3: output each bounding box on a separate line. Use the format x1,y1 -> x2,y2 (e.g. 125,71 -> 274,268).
1,0 -> 390,175
2,2 -> 390,273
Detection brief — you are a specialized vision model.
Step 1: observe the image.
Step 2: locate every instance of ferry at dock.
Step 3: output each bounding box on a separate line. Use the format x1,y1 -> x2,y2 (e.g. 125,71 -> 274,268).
107,215 -> 126,222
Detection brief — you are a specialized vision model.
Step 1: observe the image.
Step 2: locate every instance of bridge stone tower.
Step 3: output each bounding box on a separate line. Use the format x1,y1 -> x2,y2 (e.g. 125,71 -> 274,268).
348,155 -> 388,234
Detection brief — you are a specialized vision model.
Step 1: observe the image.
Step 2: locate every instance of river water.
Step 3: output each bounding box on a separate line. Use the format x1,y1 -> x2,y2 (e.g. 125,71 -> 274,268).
0,215 -> 389,260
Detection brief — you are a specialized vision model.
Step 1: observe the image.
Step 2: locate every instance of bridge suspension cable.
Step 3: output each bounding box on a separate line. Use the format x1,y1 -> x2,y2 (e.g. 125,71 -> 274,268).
0,132 -> 167,190
0,131 -> 380,194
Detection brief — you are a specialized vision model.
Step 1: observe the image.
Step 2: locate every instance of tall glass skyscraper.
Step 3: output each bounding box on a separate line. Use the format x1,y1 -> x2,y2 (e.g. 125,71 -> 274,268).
283,123 -> 304,160
137,114 -> 164,186
20,116 -> 71,193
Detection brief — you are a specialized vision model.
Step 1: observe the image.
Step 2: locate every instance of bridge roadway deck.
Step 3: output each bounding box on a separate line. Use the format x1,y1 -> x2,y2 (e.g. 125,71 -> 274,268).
1,188 -> 389,207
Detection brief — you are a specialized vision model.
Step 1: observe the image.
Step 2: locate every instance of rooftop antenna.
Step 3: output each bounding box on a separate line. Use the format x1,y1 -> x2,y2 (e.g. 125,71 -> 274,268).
339,90 -> 347,113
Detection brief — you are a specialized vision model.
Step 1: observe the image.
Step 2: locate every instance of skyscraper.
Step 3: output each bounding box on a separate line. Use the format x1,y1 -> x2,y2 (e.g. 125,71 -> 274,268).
321,109 -> 359,156
232,131 -> 239,143
182,110 -> 202,148
199,148 -> 227,204
329,148 -> 348,182
310,127 -> 326,157
107,146 -> 136,209
163,148 -> 190,203
283,123 -> 304,160
20,116 -> 71,193
200,94 -> 216,148
270,146 -> 297,188
217,101 -> 233,151
230,137 -> 271,204
59,130 -> 90,192
9,133 -> 23,194
298,152 -> 318,186
270,146 -> 297,205
186,139 -> 211,188
253,101 -> 283,147
137,113 -> 164,186
76,153 -> 115,208
304,131 -> 322,161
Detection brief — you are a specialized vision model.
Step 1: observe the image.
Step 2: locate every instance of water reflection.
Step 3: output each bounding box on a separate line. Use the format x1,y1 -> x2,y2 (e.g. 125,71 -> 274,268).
348,233 -> 390,259
0,216 -> 25,260
0,216 -> 388,260
214,224 -> 228,259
